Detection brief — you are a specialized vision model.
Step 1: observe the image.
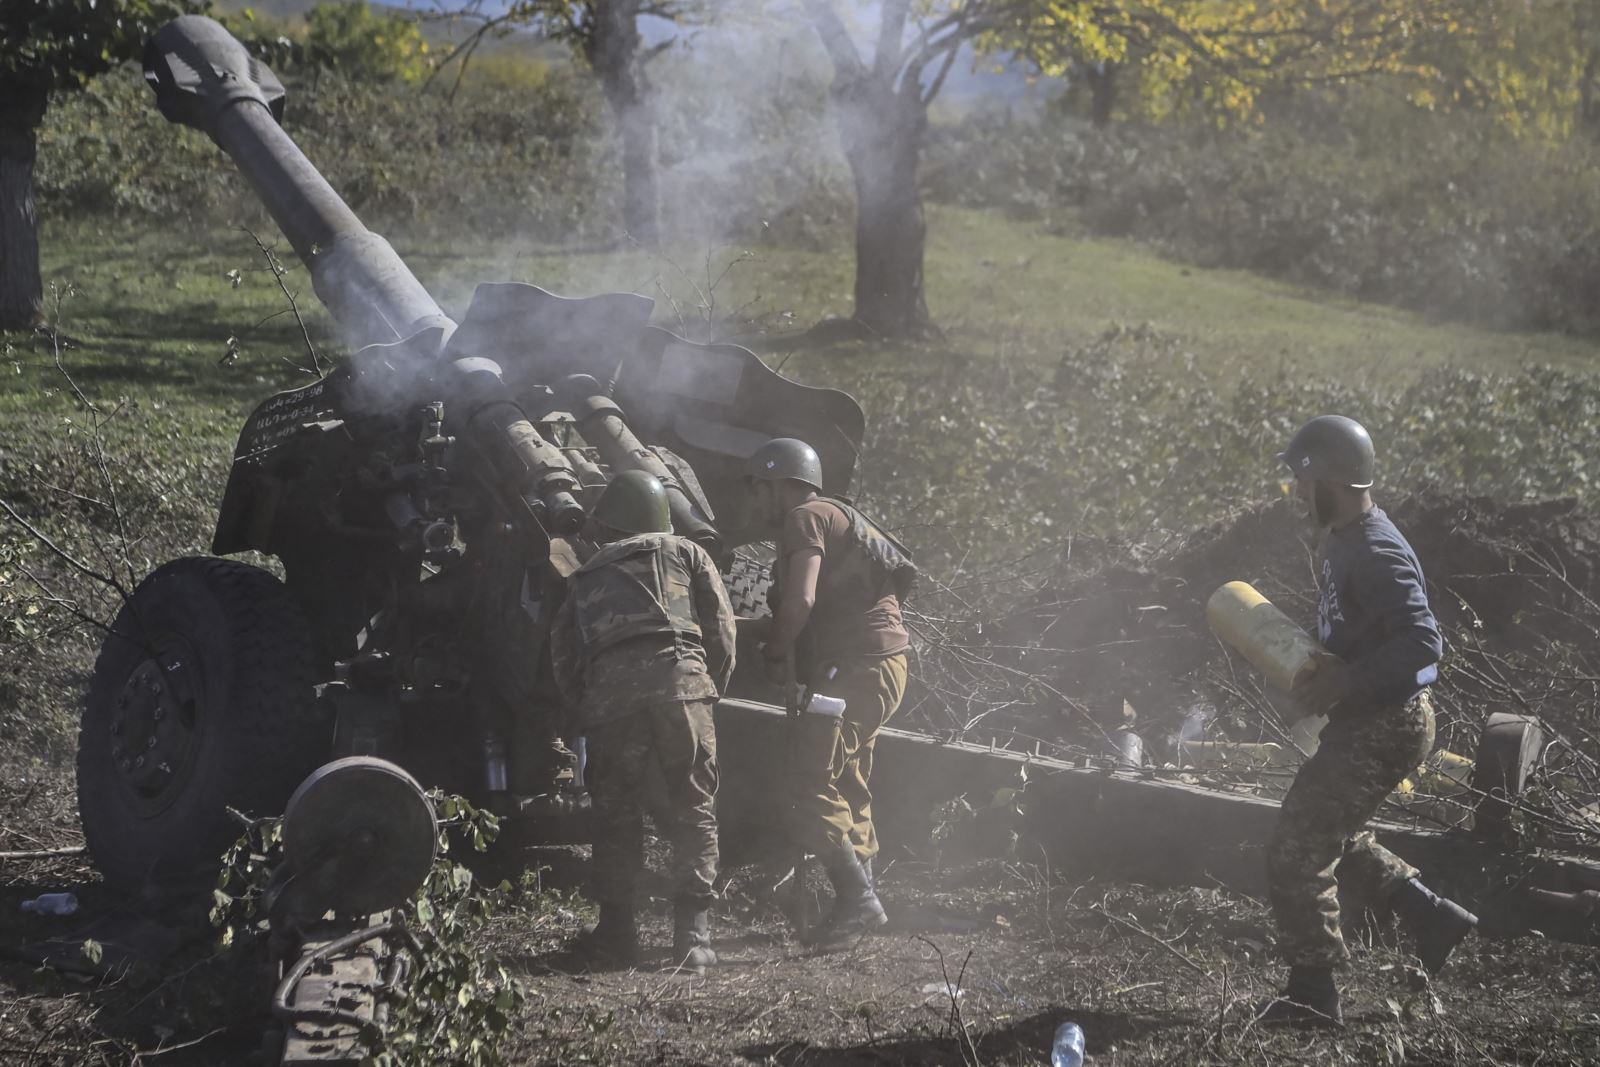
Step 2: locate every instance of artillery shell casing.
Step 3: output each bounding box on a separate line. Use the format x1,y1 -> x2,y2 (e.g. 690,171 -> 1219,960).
1206,580 -> 1322,692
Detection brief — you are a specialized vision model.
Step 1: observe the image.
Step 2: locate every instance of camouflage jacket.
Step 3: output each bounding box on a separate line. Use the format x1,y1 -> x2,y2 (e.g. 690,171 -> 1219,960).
550,532 -> 736,728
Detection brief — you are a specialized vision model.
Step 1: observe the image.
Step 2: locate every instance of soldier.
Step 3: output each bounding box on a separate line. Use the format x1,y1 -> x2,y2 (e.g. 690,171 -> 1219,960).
1260,415 -> 1477,1026
739,438 -> 914,947
551,470 -> 735,976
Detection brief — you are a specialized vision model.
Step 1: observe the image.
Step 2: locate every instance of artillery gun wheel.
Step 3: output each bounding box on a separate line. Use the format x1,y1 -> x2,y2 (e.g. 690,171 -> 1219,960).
77,557 -> 327,898
724,550 -> 773,618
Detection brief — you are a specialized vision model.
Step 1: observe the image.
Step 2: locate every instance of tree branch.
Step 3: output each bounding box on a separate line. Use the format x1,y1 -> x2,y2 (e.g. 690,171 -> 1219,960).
243,229 -> 324,378
921,30 -> 965,106
639,36 -> 676,68
802,0 -> 866,79
874,0 -> 911,78
1,501 -> 134,610
900,8 -> 1005,100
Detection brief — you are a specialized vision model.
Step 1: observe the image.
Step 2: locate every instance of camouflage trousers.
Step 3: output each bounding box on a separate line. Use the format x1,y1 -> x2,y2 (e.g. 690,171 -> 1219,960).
586,698 -> 719,909
789,653 -> 909,861
1267,692 -> 1436,967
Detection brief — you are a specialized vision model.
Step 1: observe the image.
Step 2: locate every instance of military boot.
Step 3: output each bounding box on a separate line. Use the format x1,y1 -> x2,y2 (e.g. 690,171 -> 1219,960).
669,901 -> 717,976
802,841 -> 887,948
571,904 -> 639,968
1391,877 -> 1477,976
1255,966 -> 1343,1028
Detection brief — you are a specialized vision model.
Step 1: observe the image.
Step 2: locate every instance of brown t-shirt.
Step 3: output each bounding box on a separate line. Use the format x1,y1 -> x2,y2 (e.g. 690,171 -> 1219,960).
780,499 -> 910,671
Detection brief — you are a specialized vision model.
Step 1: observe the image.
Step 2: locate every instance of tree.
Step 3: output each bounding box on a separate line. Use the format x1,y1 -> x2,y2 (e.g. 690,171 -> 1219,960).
799,0 -> 1479,340
541,1 -> 691,247
434,1 -> 700,246
0,0 -> 194,331
304,1 -> 433,85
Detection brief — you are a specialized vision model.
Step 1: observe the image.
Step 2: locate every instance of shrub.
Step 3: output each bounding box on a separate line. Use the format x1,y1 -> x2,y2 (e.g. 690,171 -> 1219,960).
925,103 -> 1600,338
37,65 -> 615,242
798,325 -> 1600,589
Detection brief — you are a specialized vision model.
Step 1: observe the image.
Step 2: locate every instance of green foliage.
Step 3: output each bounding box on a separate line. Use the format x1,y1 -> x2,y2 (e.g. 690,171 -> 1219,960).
0,529 -> 42,642
211,791 -> 524,1067
986,0 -> 1478,125
0,0 -> 196,94
304,1 -> 433,84
367,792 -> 523,1067
36,65 -> 612,240
0,391 -> 228,757
34,41 -> 851,248
826,324 -> 1600,589
925,102 -> 1600,337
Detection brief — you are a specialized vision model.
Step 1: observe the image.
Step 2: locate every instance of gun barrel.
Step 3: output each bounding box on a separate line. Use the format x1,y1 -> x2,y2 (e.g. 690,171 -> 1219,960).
143,16 -> 452,352
564,377 -> 721,552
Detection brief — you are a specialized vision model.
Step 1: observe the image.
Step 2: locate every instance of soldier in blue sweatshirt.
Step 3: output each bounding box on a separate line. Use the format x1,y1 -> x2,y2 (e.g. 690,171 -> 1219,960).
1259,415 -> 1478,1027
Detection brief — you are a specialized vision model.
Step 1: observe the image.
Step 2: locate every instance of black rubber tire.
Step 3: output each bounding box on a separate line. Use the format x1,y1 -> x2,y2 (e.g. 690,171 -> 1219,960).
77,557 -> 328,897
724,550 -> 773,618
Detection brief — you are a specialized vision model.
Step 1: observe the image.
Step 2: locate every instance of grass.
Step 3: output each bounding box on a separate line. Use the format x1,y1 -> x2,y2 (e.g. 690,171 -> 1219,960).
11,203 -> 1599,429
7,208 -> 1600,1066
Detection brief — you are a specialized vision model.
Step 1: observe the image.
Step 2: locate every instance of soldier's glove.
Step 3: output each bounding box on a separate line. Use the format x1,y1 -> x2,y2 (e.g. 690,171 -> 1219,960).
1290,651 -> 1354,720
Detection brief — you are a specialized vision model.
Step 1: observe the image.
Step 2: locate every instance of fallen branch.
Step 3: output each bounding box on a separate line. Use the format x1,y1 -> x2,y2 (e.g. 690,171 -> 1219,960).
0,845 -> 87,861
917,935 -> 982,1067
1092,900 -> 1212,980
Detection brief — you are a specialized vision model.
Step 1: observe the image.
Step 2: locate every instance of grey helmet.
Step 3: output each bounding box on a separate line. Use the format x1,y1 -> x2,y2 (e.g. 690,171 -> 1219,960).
1278,415 -> 1375,489
747,437 -> 823,492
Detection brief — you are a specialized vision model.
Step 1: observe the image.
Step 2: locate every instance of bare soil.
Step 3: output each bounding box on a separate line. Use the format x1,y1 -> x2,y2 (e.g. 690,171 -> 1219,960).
5,491 -> 1600,1065
4,760 -> 1599,1066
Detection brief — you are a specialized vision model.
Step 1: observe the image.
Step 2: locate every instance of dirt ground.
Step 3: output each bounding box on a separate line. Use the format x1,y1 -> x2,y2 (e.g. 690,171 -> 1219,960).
4,760 -> 1599,1067
5,491 -> 1599,1065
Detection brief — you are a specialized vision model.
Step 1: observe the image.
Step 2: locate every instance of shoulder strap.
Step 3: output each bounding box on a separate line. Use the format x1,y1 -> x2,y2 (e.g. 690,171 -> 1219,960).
817,496 -> 918,602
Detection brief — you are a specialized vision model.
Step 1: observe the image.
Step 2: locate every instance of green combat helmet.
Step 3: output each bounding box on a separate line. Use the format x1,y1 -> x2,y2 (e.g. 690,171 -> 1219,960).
592,470 -> 672,534
1278,415 -> 1375,489
747,437 -> 823,492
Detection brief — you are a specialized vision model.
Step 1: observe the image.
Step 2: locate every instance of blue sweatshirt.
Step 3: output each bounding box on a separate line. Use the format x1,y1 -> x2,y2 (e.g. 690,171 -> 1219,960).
1316,507 -> 1443,709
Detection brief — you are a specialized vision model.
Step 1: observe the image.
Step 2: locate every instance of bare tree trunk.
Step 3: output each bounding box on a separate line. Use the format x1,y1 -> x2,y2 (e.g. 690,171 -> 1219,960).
0,81 -> 48,332
615,98 -> 660,246
587,1 -> 660,247
1086,61 -> 1118,129
837,83 -> 936,340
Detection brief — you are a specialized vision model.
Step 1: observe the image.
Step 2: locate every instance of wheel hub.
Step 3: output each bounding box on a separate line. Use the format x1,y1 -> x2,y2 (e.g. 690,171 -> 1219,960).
110,640 -> 201,815
278,757 -> 438,917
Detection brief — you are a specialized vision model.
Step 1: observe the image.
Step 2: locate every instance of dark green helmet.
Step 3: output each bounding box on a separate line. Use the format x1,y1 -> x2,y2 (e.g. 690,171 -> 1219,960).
1279,415 -> 1375,489
747,437 -> 823,492
591,470 -> 672,535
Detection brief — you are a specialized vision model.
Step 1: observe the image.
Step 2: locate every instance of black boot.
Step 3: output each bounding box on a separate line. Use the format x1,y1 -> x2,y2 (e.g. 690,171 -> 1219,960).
802,842 -> 887,948
670,900 -> 717,976
571,903 -> 639,968
1255,965 -> 1343,1028
1391,877 -> 1477,977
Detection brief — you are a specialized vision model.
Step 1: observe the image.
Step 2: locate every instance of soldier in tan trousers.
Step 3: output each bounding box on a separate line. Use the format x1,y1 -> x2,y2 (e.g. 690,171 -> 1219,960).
739,438 -> 915,948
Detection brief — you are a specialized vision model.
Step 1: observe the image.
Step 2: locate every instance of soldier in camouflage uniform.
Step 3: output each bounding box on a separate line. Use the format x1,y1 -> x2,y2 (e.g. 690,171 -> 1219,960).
551,470 -> 735,975
1260,416 -> 1478,1027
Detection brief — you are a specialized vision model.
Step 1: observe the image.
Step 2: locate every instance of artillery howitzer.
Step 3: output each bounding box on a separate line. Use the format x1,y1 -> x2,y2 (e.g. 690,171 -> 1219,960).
74,14 -> 867,1057
64,14 -> 1599,1063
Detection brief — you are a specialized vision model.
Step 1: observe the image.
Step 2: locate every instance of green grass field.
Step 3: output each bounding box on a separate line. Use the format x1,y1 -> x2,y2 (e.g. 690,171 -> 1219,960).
11,203 -> 1598,433
8,186 -> 1600,1067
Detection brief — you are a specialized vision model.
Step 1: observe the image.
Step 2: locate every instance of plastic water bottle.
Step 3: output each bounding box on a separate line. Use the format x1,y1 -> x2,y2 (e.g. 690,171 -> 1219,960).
20,892 -> 79,916
1050,1021 -> 1085,1067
